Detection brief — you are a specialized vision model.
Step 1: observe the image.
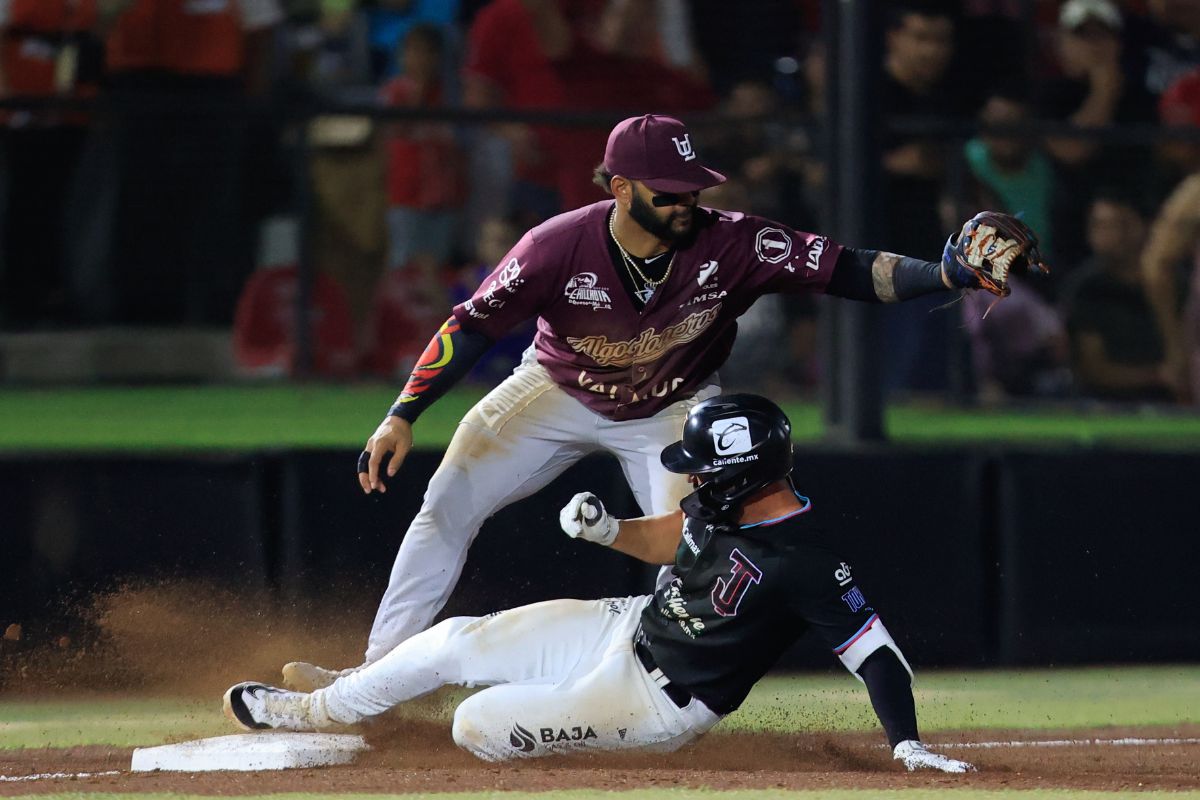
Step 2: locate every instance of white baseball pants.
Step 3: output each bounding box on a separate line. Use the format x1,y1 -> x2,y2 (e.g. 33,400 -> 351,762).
363,347 -> 718,663
315,596 -> 722,760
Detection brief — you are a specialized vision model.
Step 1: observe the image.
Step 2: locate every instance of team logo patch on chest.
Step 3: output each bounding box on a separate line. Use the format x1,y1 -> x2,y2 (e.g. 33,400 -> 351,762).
680,260 -> 725,308
564,272 -> 612,310
712,548 -> 764,617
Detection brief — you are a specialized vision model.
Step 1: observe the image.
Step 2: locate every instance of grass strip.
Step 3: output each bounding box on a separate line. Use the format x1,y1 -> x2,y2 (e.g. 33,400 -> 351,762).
2,666 -> 1196,749
2,386 -> 1200,451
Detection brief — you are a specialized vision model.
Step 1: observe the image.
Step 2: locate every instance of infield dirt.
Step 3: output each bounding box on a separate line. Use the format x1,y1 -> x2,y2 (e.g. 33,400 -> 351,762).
3,723 -> 1200,795
3,582 -> 1198,795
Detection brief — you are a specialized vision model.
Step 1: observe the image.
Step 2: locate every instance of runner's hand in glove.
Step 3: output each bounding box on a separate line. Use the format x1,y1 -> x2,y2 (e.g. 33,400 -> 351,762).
559,492 -> 620,546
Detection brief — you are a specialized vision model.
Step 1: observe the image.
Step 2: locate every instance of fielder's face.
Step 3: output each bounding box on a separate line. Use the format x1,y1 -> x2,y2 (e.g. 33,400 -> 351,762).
628,181 -> 700,243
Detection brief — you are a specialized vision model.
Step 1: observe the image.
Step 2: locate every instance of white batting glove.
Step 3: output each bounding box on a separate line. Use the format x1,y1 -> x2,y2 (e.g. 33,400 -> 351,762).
893,740 -> 975,773
559,492 -> 619,546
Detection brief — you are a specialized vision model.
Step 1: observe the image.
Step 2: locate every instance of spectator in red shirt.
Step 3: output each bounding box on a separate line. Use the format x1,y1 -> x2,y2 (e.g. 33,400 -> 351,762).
0,0 -> 102,328
73,0 -> 283,325
462,0 -> 715,227
462,0 -> 575,227
380,23 -> 465,273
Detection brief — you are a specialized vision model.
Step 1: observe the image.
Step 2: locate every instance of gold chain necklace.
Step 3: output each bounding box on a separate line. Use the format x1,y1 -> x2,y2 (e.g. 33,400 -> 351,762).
609,208 -> 675,291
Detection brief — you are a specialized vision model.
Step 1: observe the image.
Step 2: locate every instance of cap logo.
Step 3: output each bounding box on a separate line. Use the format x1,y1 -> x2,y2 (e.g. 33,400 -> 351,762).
672,134 -> 696,162
711,417 -> 752,455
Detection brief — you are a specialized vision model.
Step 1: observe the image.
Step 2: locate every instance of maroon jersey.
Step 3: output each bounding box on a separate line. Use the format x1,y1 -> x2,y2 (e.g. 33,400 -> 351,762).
452,201 -> 843,420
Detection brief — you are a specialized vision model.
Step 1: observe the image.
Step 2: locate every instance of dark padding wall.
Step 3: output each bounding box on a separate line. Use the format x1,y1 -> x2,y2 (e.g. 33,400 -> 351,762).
2,448 -> 1196,667
996,450 -> 1200,664
781,447 -> 991,667
277,452 -> 653,620
0,456 -> 269,624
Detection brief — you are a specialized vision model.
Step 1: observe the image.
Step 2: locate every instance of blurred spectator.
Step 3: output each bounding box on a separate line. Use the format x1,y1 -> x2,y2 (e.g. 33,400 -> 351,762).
232,220 -> 358,378
551,0 -> 715,211
380,23 -> 465,271
307,114 -> 387,327
702,81 -> 791,220
1037,0 -> 1156,266
361,253 -> 451,378
962,278 -> 1070,401
688,0 -> 807,94
881,2 -> 964,257
1142,68 -> 1200,403
1126,0 -> 1200,100
448,215 -> 534,383
462,0 -> 715,230
273,0 -> 371,92
71,0 -> 284,325
710,176 -> 816,395
1142,181 -> 1200,404
362,0 -> 460,84
789,35 -> 829,231
462,0 -> 573,228
879,3 -> 967,393
0,0 -> 102,328
964,84 -> 1058,290
1154,64 -> 1200,189
593,0 -> 706,84
955,1 -> 1029,95
1064,192 -> 1174,402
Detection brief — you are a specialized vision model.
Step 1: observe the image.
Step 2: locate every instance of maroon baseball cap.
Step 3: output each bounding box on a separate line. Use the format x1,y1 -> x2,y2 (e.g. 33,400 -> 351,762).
603,114 -> 726,193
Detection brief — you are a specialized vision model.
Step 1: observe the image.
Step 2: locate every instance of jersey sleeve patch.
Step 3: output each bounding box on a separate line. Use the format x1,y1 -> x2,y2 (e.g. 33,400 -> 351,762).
738,216 -> 842,294
453,233 -> 553,339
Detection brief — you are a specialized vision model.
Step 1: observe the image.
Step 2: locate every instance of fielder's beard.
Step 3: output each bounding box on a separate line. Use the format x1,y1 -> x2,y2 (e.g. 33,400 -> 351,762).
630,192 -> 698,246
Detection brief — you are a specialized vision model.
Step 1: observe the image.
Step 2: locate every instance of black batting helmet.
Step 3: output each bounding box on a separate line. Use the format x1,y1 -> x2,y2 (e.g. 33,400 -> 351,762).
661,393 -> 794,520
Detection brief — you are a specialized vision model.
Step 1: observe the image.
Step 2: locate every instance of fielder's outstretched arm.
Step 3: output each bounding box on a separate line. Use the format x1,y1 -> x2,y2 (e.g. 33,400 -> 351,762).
359,317 -> 493,494
824,248 -> 953,303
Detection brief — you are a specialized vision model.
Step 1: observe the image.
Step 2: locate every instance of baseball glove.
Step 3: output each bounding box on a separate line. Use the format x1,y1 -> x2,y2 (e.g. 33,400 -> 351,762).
942,211 -> 1048,297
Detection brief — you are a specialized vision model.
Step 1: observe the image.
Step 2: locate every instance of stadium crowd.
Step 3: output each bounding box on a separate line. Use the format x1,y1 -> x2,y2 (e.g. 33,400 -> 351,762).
1,0 -> 1198,405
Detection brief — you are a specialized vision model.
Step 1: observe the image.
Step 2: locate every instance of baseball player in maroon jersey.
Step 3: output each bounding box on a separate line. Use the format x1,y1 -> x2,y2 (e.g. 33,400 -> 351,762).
283,113 -> 997,691
230,394 -> 973,772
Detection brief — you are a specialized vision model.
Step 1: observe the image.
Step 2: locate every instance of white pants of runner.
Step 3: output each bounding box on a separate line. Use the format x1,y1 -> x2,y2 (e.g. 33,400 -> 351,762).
315,595 -> 722,760
363,346 -> 719,664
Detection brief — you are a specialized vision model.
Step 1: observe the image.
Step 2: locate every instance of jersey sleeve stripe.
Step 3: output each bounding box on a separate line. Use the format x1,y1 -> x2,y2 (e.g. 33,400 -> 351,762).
834,612 -> 880,654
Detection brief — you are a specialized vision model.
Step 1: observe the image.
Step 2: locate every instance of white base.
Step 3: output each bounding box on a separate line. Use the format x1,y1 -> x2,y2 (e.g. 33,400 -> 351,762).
131,733 -> 370,772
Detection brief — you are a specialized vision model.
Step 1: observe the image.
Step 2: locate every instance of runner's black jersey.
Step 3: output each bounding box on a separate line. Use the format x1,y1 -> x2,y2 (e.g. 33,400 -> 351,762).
639,497 -> 881,714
